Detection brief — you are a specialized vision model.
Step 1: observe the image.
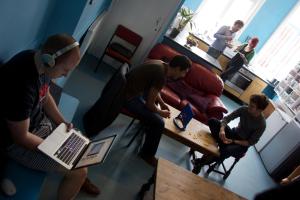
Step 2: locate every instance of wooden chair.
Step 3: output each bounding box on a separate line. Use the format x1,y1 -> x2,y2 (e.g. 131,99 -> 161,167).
206,153 -> 246,180
94,25 -> 142,72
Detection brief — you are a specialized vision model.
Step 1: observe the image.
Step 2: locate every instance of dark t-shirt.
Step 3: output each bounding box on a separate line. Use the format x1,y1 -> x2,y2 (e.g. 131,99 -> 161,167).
125,60 -> 166,99
0,50 -> 51,145
221,106 -> 266,145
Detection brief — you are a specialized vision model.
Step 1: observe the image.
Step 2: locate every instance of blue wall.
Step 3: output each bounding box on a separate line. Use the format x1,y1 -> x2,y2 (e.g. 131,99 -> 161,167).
45,0 -> 111,41
0,0 -> 56,62
44,0 -> 87,39
73,0 -> 112,40
0,0 -> 111,63
183,0 -> 203,12
239,0 -> 298,51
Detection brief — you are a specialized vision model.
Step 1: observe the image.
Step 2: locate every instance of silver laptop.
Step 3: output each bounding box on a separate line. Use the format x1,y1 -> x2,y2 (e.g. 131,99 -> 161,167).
38,123 -> 116,170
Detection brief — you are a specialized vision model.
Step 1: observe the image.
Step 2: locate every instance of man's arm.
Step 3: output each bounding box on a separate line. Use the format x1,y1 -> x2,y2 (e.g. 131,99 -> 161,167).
6,119 -> 43,150
232,139 -> 250,146
146,87 -> 170,118
220,107 -> 244,143
43,90 -> 67,125
156,92 -> 169,111
214,26 -> 232,41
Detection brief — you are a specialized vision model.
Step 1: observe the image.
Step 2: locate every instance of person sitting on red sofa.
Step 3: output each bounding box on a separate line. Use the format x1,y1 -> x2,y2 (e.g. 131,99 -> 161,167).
124,55 -> 192,166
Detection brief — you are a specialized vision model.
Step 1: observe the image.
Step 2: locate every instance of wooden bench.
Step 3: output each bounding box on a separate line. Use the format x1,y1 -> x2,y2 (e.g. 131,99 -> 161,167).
155,158 -> 245,200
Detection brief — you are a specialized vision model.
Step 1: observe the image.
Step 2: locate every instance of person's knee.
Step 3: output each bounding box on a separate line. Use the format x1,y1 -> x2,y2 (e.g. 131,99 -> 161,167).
149,115 -> 164,130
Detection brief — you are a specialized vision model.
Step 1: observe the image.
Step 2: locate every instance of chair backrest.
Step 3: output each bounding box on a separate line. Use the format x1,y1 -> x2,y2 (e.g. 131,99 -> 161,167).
106,25 -> 142,60
114,25 -> 143,47
102,63 -> 129,96
84,63 -> 130,136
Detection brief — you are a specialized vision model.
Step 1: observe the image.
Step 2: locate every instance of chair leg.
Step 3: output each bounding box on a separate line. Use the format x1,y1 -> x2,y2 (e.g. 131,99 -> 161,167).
126,124 -> 143,147
223,158 -> 240,180
189,148 -> 196,160
137,172 -> 155,200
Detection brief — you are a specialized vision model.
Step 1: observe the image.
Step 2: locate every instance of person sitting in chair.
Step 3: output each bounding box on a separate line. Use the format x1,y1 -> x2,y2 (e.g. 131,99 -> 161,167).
192,94 -> 269,174
124,56 -> 192,166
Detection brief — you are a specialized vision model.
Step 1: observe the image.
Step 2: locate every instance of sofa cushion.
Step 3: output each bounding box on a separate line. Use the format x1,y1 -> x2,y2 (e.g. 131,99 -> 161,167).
184,63 -> 224,97
166,81 -> 204,99
160,87 -> 181,107
148,43 -> 181,62
188,94 -> 211,113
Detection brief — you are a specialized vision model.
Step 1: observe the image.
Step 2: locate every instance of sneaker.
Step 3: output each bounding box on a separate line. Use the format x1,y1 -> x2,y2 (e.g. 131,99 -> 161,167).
191,158 -> 204,174
192,164 -> 203,174
80,178 -> 100,196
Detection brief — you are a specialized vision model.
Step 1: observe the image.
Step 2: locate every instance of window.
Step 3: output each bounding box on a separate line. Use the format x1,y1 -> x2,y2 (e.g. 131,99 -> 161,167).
191,0 -> 264,39
251,2 -> 300,81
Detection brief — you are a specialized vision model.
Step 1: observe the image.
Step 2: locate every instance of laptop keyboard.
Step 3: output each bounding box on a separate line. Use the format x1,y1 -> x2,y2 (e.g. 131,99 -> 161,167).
54,132 -> 86,165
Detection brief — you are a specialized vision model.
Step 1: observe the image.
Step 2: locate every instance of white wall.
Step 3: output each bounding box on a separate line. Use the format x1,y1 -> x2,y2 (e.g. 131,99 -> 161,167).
88,0 -> 181,66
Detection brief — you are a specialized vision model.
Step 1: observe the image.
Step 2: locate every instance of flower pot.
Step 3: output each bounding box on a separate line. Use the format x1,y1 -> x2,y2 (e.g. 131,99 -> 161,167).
169,28 -> 180,38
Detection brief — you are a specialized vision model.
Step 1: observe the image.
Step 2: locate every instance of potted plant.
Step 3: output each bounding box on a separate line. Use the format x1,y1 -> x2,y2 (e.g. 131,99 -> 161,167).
169,7 -> 195,38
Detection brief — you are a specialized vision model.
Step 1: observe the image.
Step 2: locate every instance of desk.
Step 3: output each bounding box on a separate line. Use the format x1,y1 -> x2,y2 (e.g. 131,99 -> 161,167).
155,158 -> 245,200
163,36 -> 222,71
189,46 -> 222,71
164,106 -> 219,157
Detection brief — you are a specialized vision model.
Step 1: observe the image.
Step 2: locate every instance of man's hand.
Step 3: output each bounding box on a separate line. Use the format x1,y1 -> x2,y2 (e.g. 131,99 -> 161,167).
219,129 -> 233,144
159,110 -> 171,118
64,122 -> 73,132
160,103 -> 170,111
226,43 -> 233,48
219,129 -> 226,141
223,138 -> 233,144
226,35 -> 233,41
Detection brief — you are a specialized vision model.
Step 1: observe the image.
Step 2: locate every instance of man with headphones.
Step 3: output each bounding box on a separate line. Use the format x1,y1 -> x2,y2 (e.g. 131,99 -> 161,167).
0,34 -> 99,199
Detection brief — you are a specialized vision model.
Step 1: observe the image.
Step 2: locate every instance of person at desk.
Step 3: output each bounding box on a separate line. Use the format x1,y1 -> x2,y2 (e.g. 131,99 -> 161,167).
207,20 -> 244,59
220,37 -> 259,81
192,94 -> 269,174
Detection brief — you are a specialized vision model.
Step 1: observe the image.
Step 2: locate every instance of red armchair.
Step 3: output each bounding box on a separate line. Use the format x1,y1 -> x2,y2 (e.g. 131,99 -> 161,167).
147,43 -> 228,124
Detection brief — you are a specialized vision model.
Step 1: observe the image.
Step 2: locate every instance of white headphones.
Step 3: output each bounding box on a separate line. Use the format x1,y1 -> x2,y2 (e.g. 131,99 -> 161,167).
41,42 -> 79,68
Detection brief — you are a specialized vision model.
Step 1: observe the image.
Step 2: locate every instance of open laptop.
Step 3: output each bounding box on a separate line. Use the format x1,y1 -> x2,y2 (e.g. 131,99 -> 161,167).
38,123 -> 116,170
173,104 -> 195,131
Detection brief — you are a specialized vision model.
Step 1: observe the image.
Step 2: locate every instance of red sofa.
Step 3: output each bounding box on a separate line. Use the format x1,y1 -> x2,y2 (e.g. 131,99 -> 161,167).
147,43 -> 228,124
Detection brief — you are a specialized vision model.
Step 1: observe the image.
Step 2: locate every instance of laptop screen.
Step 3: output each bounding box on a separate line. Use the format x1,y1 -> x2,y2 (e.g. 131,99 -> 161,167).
174,104 -> 194,130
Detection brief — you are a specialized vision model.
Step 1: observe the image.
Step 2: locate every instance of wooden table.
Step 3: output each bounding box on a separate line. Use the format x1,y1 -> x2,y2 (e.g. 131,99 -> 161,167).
155,158 -> 245,200
164,106 -> 219,157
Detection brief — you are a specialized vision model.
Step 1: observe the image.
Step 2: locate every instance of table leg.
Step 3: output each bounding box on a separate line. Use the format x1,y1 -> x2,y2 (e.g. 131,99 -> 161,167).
137,172 -> 155,200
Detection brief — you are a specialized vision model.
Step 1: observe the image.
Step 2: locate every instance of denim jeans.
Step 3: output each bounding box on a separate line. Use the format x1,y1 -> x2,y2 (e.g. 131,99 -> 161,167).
124,96 -> 164,157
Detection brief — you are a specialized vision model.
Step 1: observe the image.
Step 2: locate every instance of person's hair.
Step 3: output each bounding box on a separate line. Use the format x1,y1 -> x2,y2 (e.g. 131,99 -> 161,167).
169,55 -> 192,70
250,94 -> 269,110
41,34 -> 78,61
249,37 -> 259,47
234,20 -> 244,27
